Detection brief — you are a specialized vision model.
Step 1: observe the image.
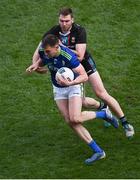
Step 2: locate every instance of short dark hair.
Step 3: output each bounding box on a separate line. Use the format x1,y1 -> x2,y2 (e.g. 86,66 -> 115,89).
42,34 -> 59,48
59,7 -> 73,18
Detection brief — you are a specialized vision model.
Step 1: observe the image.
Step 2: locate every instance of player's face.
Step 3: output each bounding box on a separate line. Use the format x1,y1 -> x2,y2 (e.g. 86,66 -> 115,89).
59,15 -> 73,33
45,45 -> 59,58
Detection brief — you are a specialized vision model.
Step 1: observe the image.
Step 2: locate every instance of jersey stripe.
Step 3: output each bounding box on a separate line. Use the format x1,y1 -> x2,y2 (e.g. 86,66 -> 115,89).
60,49 -> 72,60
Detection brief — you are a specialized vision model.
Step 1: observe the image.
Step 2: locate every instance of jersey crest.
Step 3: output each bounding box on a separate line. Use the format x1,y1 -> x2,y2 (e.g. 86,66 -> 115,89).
71,37 -> 75,43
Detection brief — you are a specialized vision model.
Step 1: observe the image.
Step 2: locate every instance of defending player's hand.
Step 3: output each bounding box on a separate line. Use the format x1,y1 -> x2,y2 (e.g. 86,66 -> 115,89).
26,64 -> 47,74
35,67 -> 48,74
26,64 -> 39,73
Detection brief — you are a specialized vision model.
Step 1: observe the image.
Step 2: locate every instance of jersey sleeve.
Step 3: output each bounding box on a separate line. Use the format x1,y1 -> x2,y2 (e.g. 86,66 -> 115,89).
77,26 -> 87,44
69,54 -> 80,69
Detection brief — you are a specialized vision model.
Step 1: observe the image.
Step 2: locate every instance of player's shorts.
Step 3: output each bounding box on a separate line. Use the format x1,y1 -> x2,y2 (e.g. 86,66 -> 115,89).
53,84 -> 83,100
81,56 -> 97,76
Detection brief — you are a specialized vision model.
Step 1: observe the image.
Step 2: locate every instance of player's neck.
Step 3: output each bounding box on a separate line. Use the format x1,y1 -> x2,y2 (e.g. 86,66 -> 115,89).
55,46 -> 61,57
61,26 -> 72,34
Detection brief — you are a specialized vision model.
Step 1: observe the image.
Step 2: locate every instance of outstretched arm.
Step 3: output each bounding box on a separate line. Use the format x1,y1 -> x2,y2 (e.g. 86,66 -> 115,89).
26,59 -> 47,74
32,42 -> 41,64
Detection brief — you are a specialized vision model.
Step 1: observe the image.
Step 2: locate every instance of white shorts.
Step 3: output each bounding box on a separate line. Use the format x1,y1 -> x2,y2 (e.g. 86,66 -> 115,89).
53,84 -> 83,100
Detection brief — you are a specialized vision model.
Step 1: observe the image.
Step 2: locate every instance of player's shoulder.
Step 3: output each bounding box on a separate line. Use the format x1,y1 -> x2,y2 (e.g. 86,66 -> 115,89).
42,25 -> 60,38
72,23 -> 86,32
60,45 -> 75,59
50,25 -> 61,31
60,45 -> 73,55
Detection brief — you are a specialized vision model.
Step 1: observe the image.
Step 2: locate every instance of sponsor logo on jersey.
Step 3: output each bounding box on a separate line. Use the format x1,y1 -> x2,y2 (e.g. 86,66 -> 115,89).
62,60 -> 66,66
71,37 -> 75,43
54,59 -> 58,64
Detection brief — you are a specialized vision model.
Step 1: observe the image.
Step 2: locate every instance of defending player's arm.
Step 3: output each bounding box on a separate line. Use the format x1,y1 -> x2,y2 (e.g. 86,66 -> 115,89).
74,27 -> 87,61
26,58 -> 42,72
32,26 -> 57,66
75,44 -> 86,61
26,58 -> 47,74
31,42 -> 48,74
32,42 -> 42,64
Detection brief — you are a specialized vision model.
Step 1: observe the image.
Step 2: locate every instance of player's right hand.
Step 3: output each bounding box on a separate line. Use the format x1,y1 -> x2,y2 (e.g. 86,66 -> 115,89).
35,67 -> 48,74
26,64 -> 38,73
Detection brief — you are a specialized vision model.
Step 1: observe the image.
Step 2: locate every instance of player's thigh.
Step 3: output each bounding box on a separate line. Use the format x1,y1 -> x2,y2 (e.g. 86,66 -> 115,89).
55,99 -> 70,122
88,71 -> 107,94
68,96 -> 82,121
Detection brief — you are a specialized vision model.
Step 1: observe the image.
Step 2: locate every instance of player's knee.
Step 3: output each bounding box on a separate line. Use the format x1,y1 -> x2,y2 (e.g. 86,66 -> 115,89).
82,98 -> 88,107
67,121 -> 77,129
70,115 -> 81,123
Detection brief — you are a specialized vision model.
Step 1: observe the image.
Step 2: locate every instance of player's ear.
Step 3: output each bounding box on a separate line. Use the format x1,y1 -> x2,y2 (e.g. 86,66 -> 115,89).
72,18 -> 74,23
56,45 -> 59,49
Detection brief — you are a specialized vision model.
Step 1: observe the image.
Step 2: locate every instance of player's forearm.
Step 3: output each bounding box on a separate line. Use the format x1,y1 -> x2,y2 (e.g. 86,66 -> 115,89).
72,74 -> 88,85
75,44 -> 86,62
32,50 -> 40,64
32,42 -> 42,64
71,64 -> 88,85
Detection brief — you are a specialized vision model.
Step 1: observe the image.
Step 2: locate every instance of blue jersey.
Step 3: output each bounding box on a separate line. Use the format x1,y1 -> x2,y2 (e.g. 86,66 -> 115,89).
38,45 -> 80,87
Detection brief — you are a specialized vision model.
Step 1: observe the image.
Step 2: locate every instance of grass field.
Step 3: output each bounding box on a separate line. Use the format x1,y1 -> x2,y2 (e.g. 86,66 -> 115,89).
0,0 -> 140,178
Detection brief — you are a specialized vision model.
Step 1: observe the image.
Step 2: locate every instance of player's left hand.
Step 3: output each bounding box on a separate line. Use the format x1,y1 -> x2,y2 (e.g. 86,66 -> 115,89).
35,67 -> 48,74
56,75 -> 74,86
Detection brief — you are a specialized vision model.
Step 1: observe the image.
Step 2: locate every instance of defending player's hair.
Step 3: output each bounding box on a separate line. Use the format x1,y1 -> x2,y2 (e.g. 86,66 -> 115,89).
59,7 -> 73,18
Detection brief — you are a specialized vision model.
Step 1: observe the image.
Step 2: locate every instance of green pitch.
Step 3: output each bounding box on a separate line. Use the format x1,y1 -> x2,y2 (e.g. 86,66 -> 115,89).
0,0 -> 140,178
